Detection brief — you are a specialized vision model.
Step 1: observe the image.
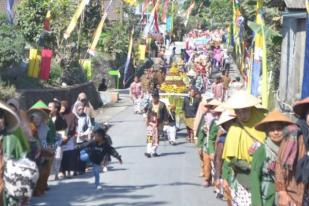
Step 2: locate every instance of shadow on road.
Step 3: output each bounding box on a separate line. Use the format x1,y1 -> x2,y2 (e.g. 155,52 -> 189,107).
31,182 -> 161,206
159,151 -> 186,157
98,201 -> 168,206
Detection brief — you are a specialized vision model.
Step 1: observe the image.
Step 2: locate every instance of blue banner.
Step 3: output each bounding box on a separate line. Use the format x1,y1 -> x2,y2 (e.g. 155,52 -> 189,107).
302,17 -> 309,98
166,16 -> 172,32
251,59 -> 261,97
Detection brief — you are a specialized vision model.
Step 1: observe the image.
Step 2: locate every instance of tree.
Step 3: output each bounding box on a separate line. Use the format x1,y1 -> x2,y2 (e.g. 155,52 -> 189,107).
0,13 -> 25,70
15,0 -> 103,85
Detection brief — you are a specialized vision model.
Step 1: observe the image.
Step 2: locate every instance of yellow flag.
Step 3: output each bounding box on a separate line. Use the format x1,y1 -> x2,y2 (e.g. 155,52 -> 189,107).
139,44 -> 146,60
80,59 -> 92,80
33,55 -> 41,78
123,0 -> 136,6
28,49 -> 37,77
88,14 -> 107,55
64,0 -> 89,39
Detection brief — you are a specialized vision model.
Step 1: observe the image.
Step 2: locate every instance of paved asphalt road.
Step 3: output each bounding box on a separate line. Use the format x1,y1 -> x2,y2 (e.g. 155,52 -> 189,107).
31,98 -> 226,206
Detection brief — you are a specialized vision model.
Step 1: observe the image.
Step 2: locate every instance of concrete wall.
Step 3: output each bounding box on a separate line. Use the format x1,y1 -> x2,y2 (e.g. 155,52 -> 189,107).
278,16 -> 306,110
17,82 -> 103,110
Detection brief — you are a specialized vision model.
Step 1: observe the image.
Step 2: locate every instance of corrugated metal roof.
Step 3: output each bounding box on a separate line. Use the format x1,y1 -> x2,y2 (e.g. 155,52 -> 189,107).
284,0 -> 306,9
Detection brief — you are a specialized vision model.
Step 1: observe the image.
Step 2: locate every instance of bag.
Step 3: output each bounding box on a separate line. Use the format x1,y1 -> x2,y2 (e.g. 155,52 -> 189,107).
80,149 -> 89,162
4,157 -> 39,198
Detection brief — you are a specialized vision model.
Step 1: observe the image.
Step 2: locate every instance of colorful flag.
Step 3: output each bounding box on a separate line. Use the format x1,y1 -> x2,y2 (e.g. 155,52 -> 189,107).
161,0 -> 169,23
123,0 -> 136,6
184,1 -> 195,27
40,49 -> 53,80
139,44 -> 146,60
301,1 -> 309,98
64,0 -> 89,39
143,0 -> 160,38
6,0 -> 14,24
80,59 -> 93,80
141,0 -> 150,21
88,0 -> 113,55
28,49 -> 38,77
250,0 -> 268,107
152,0 -> 159,32
123,28 -> 135,85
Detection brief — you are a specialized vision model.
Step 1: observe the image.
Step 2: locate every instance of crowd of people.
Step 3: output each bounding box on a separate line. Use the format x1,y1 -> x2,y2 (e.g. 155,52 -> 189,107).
0,92 -> 122,205
129,28 -> 309,206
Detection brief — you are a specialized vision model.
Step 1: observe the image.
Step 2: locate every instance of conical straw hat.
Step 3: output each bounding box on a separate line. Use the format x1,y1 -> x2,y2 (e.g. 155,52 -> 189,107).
214,102 -> 229,113
28,100 -> 50,121
293,97 -> 309,117
255,110 -> 294,131
0,101 -> 20,133
225,91 -> 260,109
217,109 -> 236,126
206,99 -> 221,107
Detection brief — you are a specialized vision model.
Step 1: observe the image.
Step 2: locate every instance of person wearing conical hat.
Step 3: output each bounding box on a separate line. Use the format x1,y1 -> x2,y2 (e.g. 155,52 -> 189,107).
29,100 -> 56,197
221,91 -> 266,206
0,101 -> 34,205
214,109 -> 236,202
200,100 -> 223,187
275,98 -> 309,206
250,110 -> 294,206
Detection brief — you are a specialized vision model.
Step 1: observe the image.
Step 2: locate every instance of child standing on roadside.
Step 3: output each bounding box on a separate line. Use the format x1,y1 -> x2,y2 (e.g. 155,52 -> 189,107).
78,128 -> 122,190
145,111 -> 159,158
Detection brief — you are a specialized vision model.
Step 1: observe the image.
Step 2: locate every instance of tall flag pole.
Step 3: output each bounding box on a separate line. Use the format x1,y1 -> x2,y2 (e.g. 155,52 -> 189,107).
184,1 -> 195,27
301,0 -> 309,98
161,0 -> 169,23
64,0 -> 90,39
88,0 -> 113,55
123,27 -> 135,85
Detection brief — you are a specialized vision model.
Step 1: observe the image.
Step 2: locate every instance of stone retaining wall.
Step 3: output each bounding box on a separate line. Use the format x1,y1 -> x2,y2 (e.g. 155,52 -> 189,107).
17,82 -> 103,110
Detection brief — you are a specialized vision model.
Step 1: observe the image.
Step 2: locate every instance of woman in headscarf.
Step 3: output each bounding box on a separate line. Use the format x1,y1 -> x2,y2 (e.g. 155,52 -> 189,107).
251,110 -> 294,206
222,91 -> 266,206
276,97 -> 309,206
60,100 -> 78,178
73,92 -> 95,124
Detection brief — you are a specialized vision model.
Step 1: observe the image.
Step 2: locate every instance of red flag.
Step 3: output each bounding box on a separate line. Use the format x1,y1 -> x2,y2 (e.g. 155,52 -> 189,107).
40,49 -> 53,80
161,0 -> 169,23
152,0 -> 159,32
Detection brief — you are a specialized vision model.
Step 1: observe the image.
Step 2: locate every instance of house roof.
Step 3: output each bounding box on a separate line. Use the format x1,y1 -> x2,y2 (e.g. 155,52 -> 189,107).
284,0 -> 306,9
267,0 -> 306,9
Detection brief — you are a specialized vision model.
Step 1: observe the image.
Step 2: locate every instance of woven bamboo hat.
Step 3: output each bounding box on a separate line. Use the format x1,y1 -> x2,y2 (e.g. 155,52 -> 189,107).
214,102 -> 229,113
27,100 -> 49,121
225,91 -> 260,109
255,110 -> 294,131
0,101 -> 20,133
293,97 -> 309,117
217,109 -> 236,126
206,99 -> 222,107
